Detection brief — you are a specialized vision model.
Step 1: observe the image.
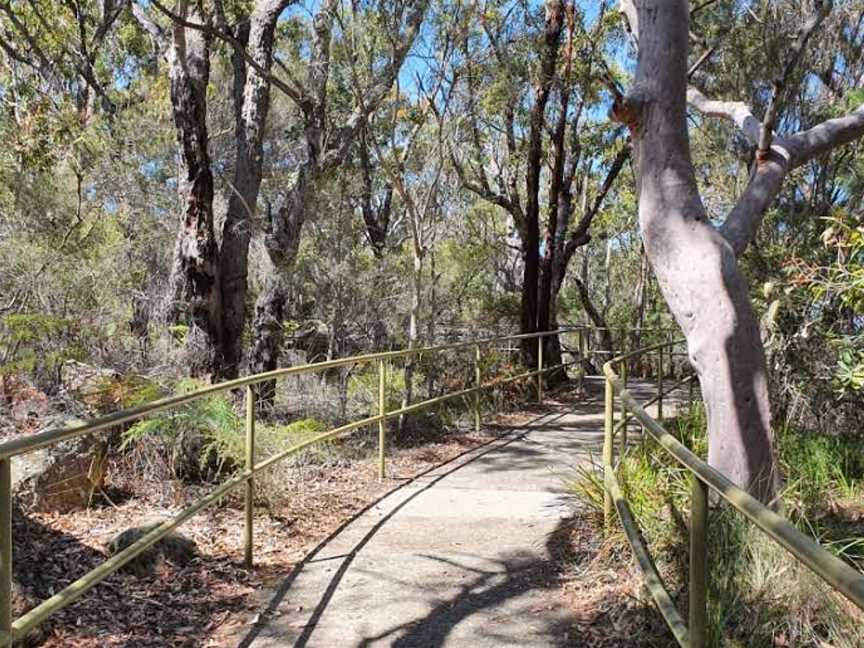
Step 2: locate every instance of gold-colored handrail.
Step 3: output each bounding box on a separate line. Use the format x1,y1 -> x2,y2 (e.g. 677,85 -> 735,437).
601,343 -> 864,648
1,326 -> 606,645
0,329 -> 570,461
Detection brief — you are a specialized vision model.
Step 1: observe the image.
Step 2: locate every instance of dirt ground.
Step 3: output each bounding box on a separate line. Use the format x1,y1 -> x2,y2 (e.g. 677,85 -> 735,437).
14,428 -> 504,647
13,389 -> 668,647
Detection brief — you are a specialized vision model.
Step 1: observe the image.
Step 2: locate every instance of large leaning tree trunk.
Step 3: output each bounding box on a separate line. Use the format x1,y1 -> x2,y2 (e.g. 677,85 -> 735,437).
616,0 -> 864,503
166,3 -> 223,377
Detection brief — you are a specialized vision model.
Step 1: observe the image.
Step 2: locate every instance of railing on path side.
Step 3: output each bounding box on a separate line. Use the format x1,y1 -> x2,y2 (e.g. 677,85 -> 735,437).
601,342 -> 864,648
0,325 -> 605,646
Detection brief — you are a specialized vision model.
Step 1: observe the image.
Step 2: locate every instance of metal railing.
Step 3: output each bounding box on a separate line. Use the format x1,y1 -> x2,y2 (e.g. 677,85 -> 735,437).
601,342 -> 864,648
0,326 -> 598,646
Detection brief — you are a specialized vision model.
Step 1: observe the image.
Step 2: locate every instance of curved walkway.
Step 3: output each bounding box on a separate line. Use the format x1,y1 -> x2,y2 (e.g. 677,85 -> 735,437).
235,378 -> 671,647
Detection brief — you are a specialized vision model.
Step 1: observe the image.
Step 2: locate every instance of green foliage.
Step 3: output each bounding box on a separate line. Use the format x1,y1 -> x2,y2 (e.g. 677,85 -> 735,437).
99,374 -> 163,409
122,379 -> 239,449
0,313 -> 80,375
123,379 -> 331,480
777,426 -> 864,520
835,348 -> 864,395
571,406 -> 864,646
205,417 -> 329,474
1,313 -> 68,344
348,365 -> 406,413
702,510 -> 862,648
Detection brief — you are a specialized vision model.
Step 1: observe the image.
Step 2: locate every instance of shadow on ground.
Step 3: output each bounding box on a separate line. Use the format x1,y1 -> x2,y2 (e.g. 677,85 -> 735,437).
235,388 -> 674,648
13,505 -> 253,647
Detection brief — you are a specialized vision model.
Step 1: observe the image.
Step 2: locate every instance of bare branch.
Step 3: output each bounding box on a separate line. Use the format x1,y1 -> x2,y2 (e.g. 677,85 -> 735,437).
561,144 -> 630,270
686,86 -> 762,146
691,0 -> 721,16
720,157 -> 789,256
687,44 -> 714,78
321,0 -> 429,168
147,0 -> 307,107
789,104 -> 864,167
721,103 -> 864,256
619,0 -> 638,46
757,1 -> 831,156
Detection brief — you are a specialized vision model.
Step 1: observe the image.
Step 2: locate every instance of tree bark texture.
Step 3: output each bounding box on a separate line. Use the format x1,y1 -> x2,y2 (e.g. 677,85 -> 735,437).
247,165 -> 316,399
622,0 -> 864,501
519,0 -> 564,367
166,5 -> 223,377
218,0 -> 287,377
620,0 -> 778,501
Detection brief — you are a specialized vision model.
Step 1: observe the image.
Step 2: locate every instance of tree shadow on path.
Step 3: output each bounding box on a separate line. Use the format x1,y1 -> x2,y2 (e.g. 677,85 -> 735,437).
236,407 -> 576,648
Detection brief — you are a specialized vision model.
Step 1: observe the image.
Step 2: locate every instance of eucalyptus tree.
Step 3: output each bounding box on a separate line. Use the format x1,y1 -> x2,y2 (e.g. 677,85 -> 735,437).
448,0 -> 627,370
614,0 -> 864,502
139,0 -> 426,385
247,0 -> 428,403
136,0 -> 293,378
361,34 -> 454,419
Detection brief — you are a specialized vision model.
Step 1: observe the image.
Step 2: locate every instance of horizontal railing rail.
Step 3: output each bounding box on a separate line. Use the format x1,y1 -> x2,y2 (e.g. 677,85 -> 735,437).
0,329 -> 570,460
2,325 -> 619,645
601,342 -> 864,648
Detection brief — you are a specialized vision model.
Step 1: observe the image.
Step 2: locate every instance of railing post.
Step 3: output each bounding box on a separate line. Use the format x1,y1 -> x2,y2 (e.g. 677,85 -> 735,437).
620,360 -> 628,452
657,345 -> 664,423
690,475 -> 709,648
603,376 -> 614,527
578,328 -> 586,392
244,386 -> 255,569
378,359 -> 386,480
474,344 -> 481,433
537,335 -> 544,403
0,459 -> 10,648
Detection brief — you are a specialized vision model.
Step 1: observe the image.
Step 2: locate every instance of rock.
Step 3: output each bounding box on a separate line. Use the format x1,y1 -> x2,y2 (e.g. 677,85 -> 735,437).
60,360 -> 162,416
12,580 -> 46,647
106,522 -> 197,577
0,375 -> 49,425
11,416 -> 109,513
60,360 -> 119,415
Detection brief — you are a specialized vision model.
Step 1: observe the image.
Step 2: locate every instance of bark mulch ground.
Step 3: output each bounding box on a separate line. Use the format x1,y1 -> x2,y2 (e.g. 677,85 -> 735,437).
14,431 -> 495,647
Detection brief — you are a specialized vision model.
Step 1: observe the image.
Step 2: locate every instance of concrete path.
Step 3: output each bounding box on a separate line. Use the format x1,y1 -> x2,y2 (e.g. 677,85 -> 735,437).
237,378 -> 671,648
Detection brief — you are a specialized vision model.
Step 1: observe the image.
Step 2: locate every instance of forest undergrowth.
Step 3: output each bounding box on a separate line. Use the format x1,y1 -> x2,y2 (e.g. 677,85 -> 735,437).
9,366 -> 535,647
572,404 -> 864,648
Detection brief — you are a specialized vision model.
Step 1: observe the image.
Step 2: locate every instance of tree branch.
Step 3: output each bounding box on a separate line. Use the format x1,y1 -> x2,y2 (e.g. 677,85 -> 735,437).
686,86 -> 761,145
721,102 -> 864,256
147,0 -> 307,108
789,104 -> 864,167
757,1 -> 831,156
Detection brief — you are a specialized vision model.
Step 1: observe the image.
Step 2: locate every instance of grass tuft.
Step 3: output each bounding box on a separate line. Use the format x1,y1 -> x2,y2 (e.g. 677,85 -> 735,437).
570,403 -> 864,647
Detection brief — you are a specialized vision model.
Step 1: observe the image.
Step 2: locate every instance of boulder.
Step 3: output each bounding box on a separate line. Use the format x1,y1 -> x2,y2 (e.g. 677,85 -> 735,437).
0,375 -> 49,426
106,522 -> 197,577
60,360 -> 119,415
11,416 -> 108,513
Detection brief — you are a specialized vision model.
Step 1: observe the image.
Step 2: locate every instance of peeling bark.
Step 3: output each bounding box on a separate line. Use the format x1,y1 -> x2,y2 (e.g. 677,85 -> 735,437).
218,1 -> 289,378
166,4 -> 223,377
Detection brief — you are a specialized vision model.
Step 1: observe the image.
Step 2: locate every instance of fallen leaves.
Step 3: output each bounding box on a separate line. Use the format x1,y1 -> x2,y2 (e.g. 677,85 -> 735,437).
13,431 -> 493,646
